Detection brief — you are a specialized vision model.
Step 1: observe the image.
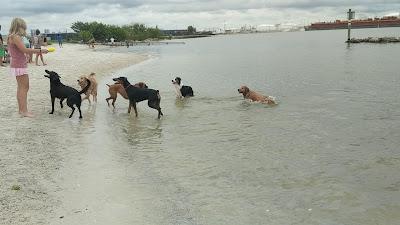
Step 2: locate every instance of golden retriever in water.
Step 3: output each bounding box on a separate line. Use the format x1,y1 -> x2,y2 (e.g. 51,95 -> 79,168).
77,72 -> 98,103
238,85 -> 276,105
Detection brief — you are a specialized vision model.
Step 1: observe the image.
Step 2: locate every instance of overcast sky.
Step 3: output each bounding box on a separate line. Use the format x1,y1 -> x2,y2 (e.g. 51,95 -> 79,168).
0,0 -> 399,33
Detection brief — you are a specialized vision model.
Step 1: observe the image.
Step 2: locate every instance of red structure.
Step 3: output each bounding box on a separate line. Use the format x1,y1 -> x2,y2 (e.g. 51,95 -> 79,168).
305,16 -> 400,31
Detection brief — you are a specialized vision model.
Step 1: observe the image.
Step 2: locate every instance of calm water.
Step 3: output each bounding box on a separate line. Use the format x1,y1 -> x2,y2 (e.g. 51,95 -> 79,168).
6,28 -> 400,225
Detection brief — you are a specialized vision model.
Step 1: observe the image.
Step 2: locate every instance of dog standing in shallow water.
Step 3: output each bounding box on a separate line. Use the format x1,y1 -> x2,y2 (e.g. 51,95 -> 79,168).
112,77 -> 163,119
238,85 -> 276,105
172,77 -> 194,98
44,70 -> 91,118
105,81 -> 148,108
77,72 -> 98,104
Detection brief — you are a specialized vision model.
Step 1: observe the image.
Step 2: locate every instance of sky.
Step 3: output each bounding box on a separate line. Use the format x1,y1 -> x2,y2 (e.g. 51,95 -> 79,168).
0,0 -> 399,33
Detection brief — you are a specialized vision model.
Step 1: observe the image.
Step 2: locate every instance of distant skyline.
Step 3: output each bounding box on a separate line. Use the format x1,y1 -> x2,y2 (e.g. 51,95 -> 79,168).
1,0 -> 399,33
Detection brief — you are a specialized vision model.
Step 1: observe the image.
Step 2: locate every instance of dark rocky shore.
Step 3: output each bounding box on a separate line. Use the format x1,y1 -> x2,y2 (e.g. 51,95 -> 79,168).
347,37 -> 400,43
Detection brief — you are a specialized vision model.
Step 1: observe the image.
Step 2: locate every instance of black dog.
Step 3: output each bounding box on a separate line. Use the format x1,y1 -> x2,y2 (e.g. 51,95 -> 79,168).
44,70 -> 91,118
113,77 -> 163,119
172,77 -> 194,97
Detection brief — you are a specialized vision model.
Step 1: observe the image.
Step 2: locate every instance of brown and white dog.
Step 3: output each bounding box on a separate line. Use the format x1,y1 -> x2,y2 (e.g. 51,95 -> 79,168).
77,72 -> 98,104
106,81 -> 148,108
238,85 -> 276,105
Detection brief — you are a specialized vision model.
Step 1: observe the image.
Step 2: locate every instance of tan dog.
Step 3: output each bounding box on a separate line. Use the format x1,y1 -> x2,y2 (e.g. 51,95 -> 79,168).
77,72 -> 98,104
238,85 -> 276,105
106,81 -> 148,108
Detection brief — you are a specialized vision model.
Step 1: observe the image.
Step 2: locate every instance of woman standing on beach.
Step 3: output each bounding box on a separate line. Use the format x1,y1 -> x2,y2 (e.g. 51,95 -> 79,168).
7,18 -> 48,117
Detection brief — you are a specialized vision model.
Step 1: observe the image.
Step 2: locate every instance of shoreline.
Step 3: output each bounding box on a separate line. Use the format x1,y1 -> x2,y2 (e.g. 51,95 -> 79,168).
1,43 -> 150,90
0,44 -> 149,225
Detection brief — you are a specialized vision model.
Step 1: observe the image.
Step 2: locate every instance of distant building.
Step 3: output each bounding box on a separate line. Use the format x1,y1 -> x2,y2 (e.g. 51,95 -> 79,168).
224,27 -> 241,34
256,24 -> 277,32
45,32 -> 77,41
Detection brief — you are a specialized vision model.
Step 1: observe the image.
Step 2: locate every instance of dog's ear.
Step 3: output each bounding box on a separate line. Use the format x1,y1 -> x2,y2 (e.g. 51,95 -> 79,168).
244,86 -> 249,93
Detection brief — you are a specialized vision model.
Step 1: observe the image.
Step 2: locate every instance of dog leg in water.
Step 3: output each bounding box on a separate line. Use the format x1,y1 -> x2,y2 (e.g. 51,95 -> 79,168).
106,97 -> 116,108
69,106 -> 75,118
82,95 -> 91,104
50,97 -> 55,114
132,102 -> 138,117
106,97 -> 111,107
158,108 -> 163,119
60,98 -> 65,108
128,100 -> 132,113
78,106 -> 83,119
111,98 -> 116,108
148,101 -> 163,119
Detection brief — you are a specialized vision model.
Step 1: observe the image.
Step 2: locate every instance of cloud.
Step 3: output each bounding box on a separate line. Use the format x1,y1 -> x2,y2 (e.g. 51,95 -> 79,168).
0,0 -> 399,33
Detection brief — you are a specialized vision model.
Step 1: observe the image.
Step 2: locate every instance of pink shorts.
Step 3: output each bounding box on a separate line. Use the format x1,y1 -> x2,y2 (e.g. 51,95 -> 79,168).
10,68 -> 28,76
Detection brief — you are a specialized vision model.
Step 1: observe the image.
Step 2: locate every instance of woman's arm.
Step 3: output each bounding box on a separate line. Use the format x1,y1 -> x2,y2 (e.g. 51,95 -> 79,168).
10,35 -> 48,54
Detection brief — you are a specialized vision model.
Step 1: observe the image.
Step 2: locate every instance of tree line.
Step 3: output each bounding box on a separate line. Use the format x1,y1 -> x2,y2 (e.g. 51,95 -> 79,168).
71,21 -> 163,43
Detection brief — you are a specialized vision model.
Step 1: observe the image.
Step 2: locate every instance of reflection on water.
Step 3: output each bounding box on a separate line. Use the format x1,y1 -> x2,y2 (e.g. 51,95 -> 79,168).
96,28 -> 400,225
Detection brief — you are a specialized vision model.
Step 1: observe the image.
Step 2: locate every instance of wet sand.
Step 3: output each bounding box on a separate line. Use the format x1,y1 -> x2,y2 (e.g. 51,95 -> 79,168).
0,44 -> 148,225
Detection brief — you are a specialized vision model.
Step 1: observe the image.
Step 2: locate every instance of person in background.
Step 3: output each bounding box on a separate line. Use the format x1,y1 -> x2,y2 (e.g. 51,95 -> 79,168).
33,29 -> 46,66
88,38 -> 95,48
27,37 -> 33,63
7,18 -> 48,117
0,35 -> 6,67
57,33 -> 63,48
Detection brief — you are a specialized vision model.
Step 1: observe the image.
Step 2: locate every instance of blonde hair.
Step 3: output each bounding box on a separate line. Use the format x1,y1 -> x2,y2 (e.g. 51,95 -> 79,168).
9,18 -> 27,36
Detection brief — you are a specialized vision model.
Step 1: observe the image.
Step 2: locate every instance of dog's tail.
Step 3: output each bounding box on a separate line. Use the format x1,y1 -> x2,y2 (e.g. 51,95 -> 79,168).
79,79 -> 91,94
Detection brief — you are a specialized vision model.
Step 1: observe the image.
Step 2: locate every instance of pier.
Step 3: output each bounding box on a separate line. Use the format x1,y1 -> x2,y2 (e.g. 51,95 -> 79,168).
347,37 -> 400,43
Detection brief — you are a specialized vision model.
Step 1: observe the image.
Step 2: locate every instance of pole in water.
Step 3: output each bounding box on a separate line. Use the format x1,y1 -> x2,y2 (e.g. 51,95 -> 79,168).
347,9 -> 355,42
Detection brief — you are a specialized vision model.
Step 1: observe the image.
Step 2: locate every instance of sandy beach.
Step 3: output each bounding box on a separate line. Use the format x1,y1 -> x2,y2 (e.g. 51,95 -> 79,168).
0,44 -> 148,225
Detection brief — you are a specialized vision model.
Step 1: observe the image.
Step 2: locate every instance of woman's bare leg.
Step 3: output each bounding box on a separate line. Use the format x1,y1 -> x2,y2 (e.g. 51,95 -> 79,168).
40,54 -> 46,65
